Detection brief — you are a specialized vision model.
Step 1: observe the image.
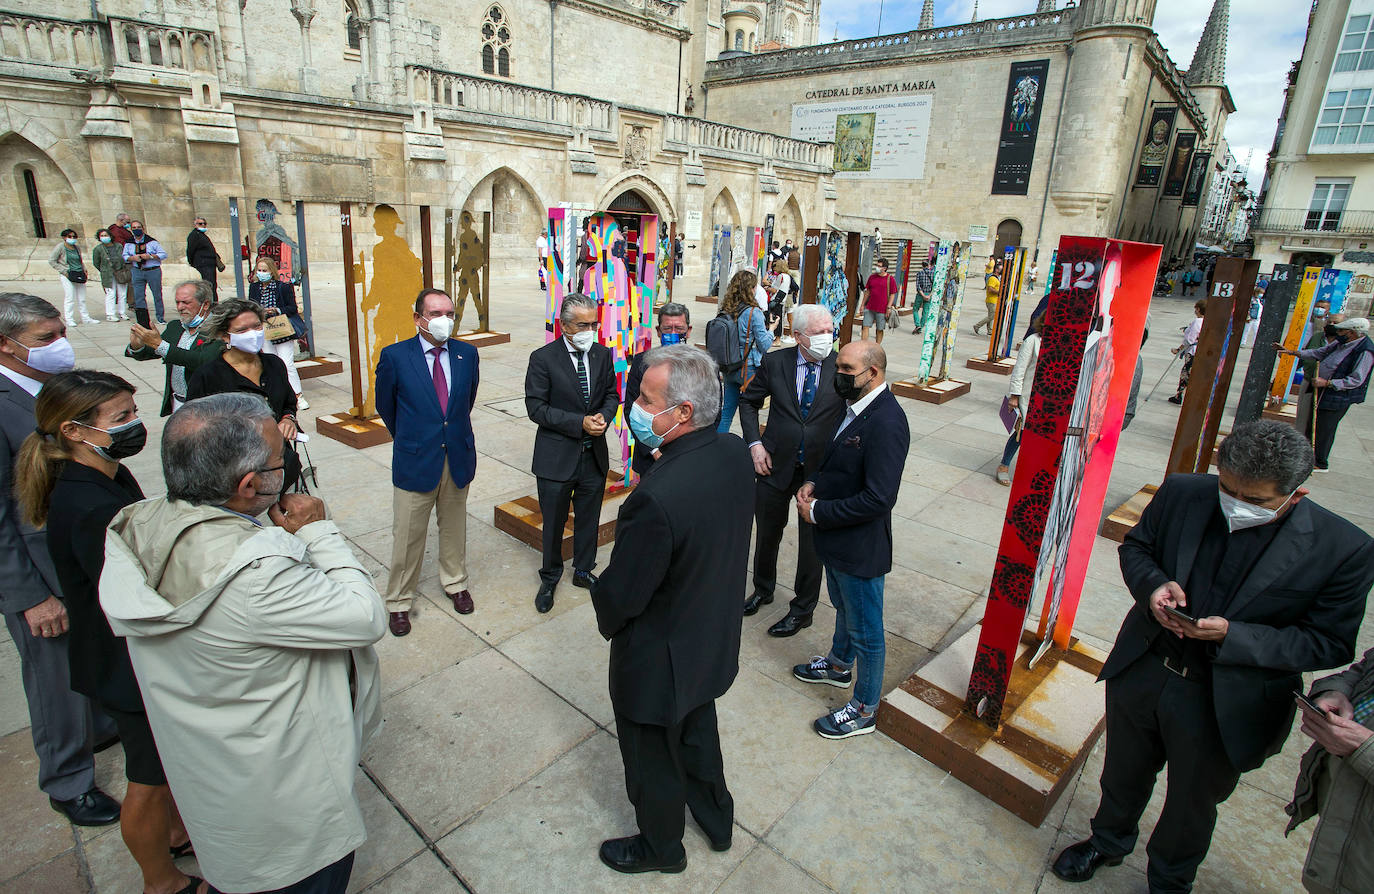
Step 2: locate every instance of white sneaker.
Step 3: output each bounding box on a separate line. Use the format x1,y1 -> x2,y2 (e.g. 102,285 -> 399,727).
106,315 -> 119,322
297,396 -> 310,410
84,318 -> 100,325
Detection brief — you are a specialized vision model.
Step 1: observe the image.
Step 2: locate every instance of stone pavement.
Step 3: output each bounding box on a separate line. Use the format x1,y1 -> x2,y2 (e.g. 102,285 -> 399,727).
0,267 -> 1371,894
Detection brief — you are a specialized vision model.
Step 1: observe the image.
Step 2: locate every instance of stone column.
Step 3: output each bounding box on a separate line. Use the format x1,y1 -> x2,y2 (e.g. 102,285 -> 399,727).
290,0 -> 318,95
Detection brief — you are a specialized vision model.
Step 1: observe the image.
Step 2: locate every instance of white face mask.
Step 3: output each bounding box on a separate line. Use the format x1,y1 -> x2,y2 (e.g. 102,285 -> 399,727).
1218,487 -> 1295,533
422,316 -> 454,342
569,329 -> 597,352
229,329 -> 266,354
14,336 -> 76,374
255,271 -> 272,282
805,331 -> 833,359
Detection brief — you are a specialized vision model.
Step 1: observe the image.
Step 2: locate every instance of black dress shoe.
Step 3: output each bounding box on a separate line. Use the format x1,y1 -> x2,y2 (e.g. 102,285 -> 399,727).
536,581 -> 556,613
708,835 -> 731,852
767,613 -> 812,637
50,788 -> 121,826
598,835 -> 686,874
572,570 -> 598,589
743,592 -> 773,616
1051,839 -> 1123,883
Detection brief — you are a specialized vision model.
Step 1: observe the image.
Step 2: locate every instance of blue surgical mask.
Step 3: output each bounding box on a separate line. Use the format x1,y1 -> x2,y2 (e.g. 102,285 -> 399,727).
1313,307 -> 1328,318
187,309 -> 207,329
196,226 -> 207,232
629,401 -> 681,450
255,271 -> 272,282
660,331 -> 686,346
64,237 -> 77,246
99,235 -> 112,244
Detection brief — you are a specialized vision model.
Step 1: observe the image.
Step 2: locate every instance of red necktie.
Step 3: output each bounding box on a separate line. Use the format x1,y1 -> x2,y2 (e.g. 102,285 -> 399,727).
431,347 -> 448,415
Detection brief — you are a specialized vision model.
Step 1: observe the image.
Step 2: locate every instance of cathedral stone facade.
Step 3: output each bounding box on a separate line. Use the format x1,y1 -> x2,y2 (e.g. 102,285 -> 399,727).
0,0 -> 1229,277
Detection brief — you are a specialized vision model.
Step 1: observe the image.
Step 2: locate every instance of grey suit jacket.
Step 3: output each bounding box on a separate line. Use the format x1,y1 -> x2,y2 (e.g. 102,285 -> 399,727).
0,374 -> 60,615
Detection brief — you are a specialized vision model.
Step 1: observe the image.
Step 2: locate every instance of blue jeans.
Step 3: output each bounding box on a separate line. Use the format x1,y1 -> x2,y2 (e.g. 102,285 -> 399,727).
130,266 -> 164,319
1000,429 -> 1020,467
825,567 -> 886,708
718,372 -> 743,433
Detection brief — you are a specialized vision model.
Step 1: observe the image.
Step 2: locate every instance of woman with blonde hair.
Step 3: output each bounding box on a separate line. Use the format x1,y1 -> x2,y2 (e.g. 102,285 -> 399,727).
16,369 -> 204,894
248,255 -> 309,409
717,269 -> 774,432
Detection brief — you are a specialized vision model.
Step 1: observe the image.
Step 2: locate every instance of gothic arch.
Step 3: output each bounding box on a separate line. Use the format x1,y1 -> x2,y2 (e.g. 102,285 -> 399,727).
595,171 -> 675,222
775,193 -> 804,243
452,163 -> 549,262
449,162 -> 550,222
0,119 -> 97,241
709,186 -> 741,233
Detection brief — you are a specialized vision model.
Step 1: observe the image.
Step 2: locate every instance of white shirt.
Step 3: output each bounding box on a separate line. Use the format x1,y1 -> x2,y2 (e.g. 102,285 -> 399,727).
564,336 -> 591,375
536,234 -> 548,258
419,335 -> 452,400
0,363 -> 43,397
755,284 -> 769,309
834,382 -> 888,439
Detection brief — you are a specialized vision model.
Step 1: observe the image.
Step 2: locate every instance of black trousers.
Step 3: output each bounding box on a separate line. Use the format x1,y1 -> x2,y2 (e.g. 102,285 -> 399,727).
536,449 -> 604,584
1090,657 -> 1241,893
615,701 -> 733,862
1314,402 -> 1350,469
193,264 -> 218,297
209,852 -> 353,894
752,463 -> 822,617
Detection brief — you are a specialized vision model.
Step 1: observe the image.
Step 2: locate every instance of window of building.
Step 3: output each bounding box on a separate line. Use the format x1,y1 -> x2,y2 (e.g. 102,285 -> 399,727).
481,5 -> 511,77
1307,179 -> 1352,231
783,15 -> 797,46
734,29 -> 743,51
1335,14 -> 1374,73
21,168 -> 45,239
1314,89 -> 1374,147
346,1 -> 363,52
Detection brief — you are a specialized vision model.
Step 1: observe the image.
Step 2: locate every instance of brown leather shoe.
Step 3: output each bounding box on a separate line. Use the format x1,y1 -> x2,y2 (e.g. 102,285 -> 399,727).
450,589 -> 475,614
388,611 -> 412,637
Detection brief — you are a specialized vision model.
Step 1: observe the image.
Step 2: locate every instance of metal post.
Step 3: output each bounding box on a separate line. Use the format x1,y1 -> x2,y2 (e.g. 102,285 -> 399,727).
228,197 -> 246,301
419,205 -> 434,289
339,203 -> 365,416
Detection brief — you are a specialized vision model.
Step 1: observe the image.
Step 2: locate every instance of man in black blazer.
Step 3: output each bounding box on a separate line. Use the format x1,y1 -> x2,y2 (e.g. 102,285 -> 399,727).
125,279 -> 222,416
1052,420 -> 1374,893
739,302 -> 845,636
0,293 -> 120,826
623,302 -> 692,478
793,341 -> 909,739
525,293 -> 621,613
592,345 -> 752,874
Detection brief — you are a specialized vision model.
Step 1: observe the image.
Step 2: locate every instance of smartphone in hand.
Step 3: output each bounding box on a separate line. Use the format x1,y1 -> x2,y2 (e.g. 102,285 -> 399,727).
1161,604 -> 1195,624
1294,691 -> 1329,716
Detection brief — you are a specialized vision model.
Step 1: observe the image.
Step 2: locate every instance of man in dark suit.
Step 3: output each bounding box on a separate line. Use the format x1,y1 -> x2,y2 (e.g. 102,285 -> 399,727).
793,340 -> 909,739
592,344 -> 752,874
525,293 -> 621,613
740,303 -> 844,637
1052,420 -> 1374,893
124,278 -> 223,416
375,288 -> 480,636
623,302 -> 692,478
185,215 -> 223,297
0,292 -> 120,825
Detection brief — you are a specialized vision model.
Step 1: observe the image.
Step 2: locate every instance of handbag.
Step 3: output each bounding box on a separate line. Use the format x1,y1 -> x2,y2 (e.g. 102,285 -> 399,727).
113,266 -> 131,285
264,313 -> 295,341
67,268 -> 87,284
885,306 -> 900,329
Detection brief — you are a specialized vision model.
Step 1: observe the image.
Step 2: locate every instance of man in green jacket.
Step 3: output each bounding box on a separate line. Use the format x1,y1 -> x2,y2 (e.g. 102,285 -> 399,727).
125,279 -> 222,416
1288,648 -> 1374,893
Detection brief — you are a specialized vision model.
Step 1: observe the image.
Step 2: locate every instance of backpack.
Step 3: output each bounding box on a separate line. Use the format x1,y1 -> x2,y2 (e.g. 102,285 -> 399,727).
706,306 -> 754,376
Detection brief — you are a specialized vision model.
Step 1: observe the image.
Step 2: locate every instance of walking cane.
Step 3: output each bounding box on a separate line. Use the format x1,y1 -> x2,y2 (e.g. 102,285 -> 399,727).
1143,353 -> 1181,403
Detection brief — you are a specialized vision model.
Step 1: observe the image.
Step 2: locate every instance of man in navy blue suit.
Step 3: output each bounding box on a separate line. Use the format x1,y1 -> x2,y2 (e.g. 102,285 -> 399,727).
792,340 -> 909,739
375,288 -> 480,637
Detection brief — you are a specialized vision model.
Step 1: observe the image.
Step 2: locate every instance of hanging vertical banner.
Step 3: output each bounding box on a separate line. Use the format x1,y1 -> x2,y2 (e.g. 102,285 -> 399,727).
991,59 -> 1051,196
1134,107 -> 1177,187
1182,151 -> 1211,206
1162,132 -> 1197,197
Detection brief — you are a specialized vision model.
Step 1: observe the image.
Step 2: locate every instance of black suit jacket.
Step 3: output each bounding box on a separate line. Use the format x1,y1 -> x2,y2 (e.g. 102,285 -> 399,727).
125,319 -> 224,416
738,346 -> 845,489
592,427 -> 753,726
524,339 -> 620,481
0,374 -> 59,615
1109,473 -> 1374,772
809,387 -> 910,579
46,462 -> 145,711
623,352 -> 655,476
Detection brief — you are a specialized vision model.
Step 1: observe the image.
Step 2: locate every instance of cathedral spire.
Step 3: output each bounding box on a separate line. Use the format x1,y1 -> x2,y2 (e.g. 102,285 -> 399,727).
971,1 -> 979,23
1037,0 -> 1057,12
1186,0 -> 1229,86
920,0 -> 935,30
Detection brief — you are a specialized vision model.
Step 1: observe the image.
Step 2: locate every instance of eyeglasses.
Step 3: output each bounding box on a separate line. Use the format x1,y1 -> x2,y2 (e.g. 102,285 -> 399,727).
564,321 -> 599,332
258,464 -> 285,475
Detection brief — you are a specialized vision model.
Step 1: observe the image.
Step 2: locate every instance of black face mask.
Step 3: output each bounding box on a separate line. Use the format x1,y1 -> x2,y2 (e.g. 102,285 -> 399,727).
834,370 -> 870,402
76,418 -> 147,461
1325,324 -> 1340,339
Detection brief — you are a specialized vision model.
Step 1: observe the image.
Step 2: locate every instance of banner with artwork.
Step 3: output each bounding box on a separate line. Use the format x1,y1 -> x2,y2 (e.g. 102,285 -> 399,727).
992,59 -> 1051,196
1162,132 -> 1196,197
1317,267 -> 1353,313
1134,107 -> 1177,187
790,94 -> 933,180
1181,151 -> 1211,206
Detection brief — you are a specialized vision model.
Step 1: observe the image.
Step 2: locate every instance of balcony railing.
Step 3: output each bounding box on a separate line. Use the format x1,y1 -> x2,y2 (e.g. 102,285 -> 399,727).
109,18 -> 218,76
408,65 -> 615,134
0,12 -> 101,69
663,114 -> 827,166
1250,207 -> 1374,237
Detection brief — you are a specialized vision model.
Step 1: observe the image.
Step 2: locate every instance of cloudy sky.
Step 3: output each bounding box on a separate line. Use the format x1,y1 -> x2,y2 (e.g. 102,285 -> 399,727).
818,0 -> 1313,182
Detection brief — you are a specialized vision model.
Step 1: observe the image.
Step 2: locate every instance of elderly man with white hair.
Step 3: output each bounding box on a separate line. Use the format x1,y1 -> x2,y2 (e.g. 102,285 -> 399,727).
1278,316 -> 1374,473
101,393 -> 385,894
738,303 -> 848,637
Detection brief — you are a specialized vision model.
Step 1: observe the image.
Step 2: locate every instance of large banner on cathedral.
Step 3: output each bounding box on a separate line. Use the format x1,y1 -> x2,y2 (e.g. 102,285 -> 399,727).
1134,106 -> 1177,187
1163,132 -> 1197,197
1182,151 -> 1211,206
790,94 -> 933,180
991,59 -> 1051,196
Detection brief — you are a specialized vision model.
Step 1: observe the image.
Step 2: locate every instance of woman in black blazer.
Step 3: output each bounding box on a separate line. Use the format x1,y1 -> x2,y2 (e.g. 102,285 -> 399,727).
14,370 -> 201,894
248,255 -> 307,409
188,298 -> 301,491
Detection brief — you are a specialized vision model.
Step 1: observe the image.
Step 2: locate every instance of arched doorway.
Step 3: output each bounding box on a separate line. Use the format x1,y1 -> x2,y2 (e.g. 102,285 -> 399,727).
994,218 -> 1023,256
607,189 -> 654,214
459,166 -> 542,263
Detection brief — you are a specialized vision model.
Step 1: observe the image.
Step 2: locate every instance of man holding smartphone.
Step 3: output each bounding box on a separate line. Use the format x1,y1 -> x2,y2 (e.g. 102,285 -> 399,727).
1051,421 -> 1374,894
